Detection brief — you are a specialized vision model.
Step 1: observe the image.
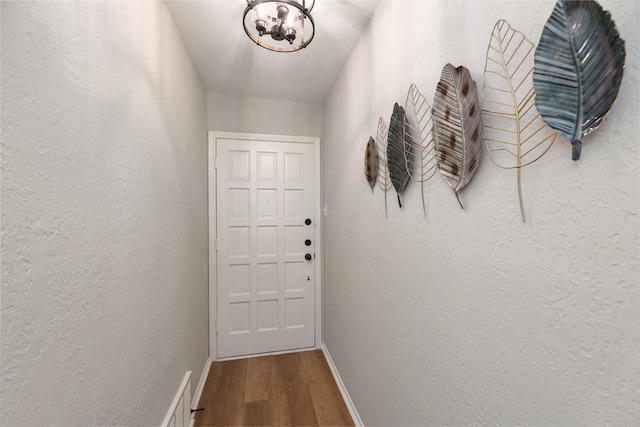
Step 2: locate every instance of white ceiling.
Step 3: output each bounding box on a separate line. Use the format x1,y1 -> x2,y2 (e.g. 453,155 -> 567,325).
165,0 -> 379,103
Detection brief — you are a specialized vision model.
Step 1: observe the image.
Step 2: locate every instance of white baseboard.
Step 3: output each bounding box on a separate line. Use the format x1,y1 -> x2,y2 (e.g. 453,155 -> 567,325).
190,356 -> 212,426
321,344 -> 364,427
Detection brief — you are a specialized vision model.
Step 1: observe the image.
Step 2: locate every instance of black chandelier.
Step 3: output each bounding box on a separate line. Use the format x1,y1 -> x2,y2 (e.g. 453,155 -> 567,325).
243,0 -> 315,52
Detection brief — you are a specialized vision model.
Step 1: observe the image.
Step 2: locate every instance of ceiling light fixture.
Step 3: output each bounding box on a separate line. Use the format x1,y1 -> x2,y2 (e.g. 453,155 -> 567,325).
243,0 -> 315,52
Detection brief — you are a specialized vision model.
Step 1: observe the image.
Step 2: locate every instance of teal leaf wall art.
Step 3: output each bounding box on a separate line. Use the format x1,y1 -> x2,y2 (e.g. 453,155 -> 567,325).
533,0 -> 625,161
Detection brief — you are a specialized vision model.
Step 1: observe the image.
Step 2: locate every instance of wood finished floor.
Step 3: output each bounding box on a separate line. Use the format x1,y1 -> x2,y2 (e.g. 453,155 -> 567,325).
194,350 -> 354,427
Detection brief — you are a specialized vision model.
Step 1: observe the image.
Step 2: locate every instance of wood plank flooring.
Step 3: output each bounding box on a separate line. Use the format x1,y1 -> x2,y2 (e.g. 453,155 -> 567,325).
194,350 -> 354,427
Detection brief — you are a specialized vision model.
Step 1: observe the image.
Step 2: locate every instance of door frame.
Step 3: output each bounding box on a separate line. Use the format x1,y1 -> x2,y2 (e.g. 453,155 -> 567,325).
208,131 -> 322,360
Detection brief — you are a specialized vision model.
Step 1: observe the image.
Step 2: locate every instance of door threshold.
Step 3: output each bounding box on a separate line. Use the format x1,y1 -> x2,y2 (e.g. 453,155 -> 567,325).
216,346 -> 318,362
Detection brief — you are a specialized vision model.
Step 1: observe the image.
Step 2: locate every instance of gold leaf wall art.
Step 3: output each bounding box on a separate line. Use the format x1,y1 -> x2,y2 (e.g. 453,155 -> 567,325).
482,19 -> 557,222
404,84 -> 438,218
376,117 -> 392,218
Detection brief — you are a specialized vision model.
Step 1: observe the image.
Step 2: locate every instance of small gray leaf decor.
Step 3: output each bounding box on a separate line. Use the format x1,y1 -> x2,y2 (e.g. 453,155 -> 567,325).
432,64 -> 484,209
387,103 -> 412,208
364,137 -> 378,193
533,0 -> 625,161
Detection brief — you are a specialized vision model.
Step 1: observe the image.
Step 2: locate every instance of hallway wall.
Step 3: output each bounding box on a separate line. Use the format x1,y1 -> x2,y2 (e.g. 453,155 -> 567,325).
322,1 -> 639,425
207,91 -> 323,137
1,1 -> 208,425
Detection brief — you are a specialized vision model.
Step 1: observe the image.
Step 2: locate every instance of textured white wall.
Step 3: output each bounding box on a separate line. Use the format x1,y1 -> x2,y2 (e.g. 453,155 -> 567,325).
207,91 -> 323,137
322,1 -> 639,425
1,1 -> 208,425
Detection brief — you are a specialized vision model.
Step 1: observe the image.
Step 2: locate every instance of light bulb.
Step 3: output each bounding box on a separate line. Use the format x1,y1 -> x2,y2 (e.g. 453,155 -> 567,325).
286,14 -> 295,28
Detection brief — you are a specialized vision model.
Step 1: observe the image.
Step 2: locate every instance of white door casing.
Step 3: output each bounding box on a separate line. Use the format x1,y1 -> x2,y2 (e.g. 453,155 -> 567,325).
209,132 -> 321,359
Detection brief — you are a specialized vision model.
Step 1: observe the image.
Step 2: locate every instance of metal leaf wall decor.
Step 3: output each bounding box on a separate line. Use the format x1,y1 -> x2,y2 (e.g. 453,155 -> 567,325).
364,137 -> 378,193
376,117 -> 392,218
404,84 -> 437,217
432,64 -> 484,209
533,0 -> 625,161
387,102 -> 412,208
482,20 -> 557,222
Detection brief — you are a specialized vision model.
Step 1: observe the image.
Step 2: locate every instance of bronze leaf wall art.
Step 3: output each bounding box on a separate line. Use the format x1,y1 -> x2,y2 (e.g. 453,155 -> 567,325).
376,117 -> 393,218
482,20 -> 557,222
432,64 -> 484,209
387,103 -> 413,208
364,136 -> 378,193
404,84 -> 438,218
533,0 -> 625,161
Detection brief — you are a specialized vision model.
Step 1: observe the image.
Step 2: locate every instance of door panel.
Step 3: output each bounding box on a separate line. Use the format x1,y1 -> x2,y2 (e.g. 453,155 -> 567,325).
216,138 -> 315,358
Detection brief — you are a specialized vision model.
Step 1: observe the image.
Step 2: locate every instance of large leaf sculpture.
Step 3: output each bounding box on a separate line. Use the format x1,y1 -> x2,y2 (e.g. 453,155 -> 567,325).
364,137 -> 377,193
404,84 -> 437,217
387,103 -> 412,208
482,20 -> 557,222
533,0 -> 625,161
432,64 -> 484,209
376,117 -> 392,218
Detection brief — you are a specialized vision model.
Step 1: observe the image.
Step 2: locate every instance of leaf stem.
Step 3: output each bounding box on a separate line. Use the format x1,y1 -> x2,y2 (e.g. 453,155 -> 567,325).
384,187 -> 388,218
421,180 -> 426,218
454,191 -> 463,209
517,167 -> 526,222
571,140 -> 582,161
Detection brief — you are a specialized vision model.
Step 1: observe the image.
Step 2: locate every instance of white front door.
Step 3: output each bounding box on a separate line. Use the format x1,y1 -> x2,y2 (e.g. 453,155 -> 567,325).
215,136 -> 317,358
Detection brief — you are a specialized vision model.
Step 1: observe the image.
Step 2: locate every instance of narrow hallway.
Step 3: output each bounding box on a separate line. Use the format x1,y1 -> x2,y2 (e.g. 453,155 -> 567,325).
194,350 -> 354,426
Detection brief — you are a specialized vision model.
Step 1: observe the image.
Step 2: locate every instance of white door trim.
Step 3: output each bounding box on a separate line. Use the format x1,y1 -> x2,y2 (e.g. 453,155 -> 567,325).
208,131 -> 322,361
